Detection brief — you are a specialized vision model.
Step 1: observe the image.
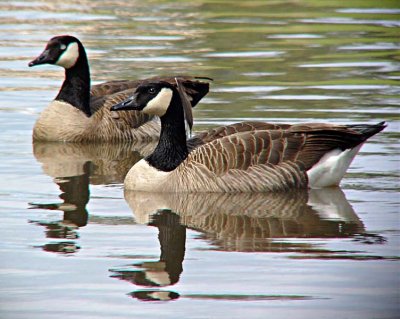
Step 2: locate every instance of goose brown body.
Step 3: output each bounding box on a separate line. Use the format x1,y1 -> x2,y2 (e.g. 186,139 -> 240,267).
29,35 -> 210,142
126,121 -> 385,192
111,81 -> 386,193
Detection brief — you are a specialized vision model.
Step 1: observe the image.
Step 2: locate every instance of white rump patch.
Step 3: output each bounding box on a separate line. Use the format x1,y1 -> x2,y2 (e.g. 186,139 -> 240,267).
143,88 -> 173,116
307,145 -> 363,188
55,42 -> 79,69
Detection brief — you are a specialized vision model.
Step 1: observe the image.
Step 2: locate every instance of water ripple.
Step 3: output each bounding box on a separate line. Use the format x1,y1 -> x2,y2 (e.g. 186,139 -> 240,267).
299,61 -> 400,72
109,56 -> 196,63
306,85 -> 395,90
214,86 -> 287,93
300,17 -> 400,27
0,10 -> 115,21
337,8 -> 400,14
261,95 -> 350,100
203,51 -> 284,58
268,34 -> 324,39
338,43 -> 400,51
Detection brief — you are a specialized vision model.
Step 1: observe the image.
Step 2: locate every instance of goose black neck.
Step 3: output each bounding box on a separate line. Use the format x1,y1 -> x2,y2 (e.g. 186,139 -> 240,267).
146,92 -> 189,172
55,50 -> 91,117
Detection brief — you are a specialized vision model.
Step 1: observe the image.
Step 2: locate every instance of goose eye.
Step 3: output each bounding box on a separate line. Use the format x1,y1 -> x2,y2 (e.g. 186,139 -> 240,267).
60,44 -> 67,50
148,87 -> 156,94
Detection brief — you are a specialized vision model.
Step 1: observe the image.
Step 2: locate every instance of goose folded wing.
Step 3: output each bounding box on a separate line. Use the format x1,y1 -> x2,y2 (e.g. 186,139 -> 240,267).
183,130 -> 308,191
187,130 -> 306,175
287,123 -> 377,169
188,121 -> 292,150
91,88 -> 153,129
90,80 -> 142,99
184,126 -> 372,190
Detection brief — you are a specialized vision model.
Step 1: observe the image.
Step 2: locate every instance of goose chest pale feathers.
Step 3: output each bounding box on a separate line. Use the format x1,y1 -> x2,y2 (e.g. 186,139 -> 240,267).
111,80 -> 386,192
29,35 -> 210,142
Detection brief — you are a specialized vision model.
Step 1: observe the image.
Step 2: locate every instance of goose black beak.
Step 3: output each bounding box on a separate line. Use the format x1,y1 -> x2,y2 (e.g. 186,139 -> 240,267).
111,96 -> 140,111
28,49 -> 52,67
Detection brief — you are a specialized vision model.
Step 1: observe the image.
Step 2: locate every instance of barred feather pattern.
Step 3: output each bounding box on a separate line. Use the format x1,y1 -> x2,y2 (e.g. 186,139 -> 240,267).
130,121 -> 385,192
141,129 -> 306,192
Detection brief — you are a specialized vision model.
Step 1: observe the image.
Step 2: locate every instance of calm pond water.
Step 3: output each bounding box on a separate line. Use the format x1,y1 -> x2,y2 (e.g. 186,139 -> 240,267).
0,0 -> 399,318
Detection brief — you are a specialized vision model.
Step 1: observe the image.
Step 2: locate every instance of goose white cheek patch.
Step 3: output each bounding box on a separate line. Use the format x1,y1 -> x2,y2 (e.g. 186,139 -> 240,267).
56,42 -> 79,69
143,88 -> 173,116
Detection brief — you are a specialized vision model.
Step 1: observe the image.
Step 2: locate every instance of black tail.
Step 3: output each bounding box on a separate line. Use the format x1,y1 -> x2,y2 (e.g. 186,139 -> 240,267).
346,121 -> 387,141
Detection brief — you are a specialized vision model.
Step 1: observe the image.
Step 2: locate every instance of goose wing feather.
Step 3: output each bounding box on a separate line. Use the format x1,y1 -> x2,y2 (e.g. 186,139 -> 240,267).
287,122 -> 386,169
90,80 -> 140,99
188,130 -> 304,174
86,76 -> 211,140
187,121 -> 291,150
178,130 -> 307,191
176,123 -> 384,192
91,88 -> 153,129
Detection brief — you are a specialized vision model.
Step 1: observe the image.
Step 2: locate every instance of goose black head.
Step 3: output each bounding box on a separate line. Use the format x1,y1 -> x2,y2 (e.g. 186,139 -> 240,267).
29,35 -> 84,69
111,79 -> 194,130
111,81 -> 175,117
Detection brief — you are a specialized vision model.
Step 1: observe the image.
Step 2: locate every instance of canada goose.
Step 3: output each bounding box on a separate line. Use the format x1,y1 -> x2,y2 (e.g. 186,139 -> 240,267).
111,80 -> 386,192
28,35 -> 210,142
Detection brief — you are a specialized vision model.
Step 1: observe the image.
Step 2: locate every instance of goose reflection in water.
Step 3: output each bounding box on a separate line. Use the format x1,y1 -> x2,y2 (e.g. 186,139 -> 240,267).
110,210 -> 185,301
111,211 -> 185,286
112,188 -> 366,301
29,141 -> 147,253
125,188 -> 364,251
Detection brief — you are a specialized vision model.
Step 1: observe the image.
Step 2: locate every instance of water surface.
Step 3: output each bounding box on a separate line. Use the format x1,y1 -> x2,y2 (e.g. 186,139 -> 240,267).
0,1 -> 399,318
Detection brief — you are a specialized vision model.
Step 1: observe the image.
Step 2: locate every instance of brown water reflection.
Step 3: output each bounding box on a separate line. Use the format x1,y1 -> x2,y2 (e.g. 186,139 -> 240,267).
29,140 -> 386,300
29,142 -> 146,253
125,189 -> 365,253
114,188 -> 371,300
32,141 -> 154,184
30,143 -> 379,301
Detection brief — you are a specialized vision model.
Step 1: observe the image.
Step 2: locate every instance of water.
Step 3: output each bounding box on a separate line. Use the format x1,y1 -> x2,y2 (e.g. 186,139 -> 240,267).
0,0 -> 399,318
